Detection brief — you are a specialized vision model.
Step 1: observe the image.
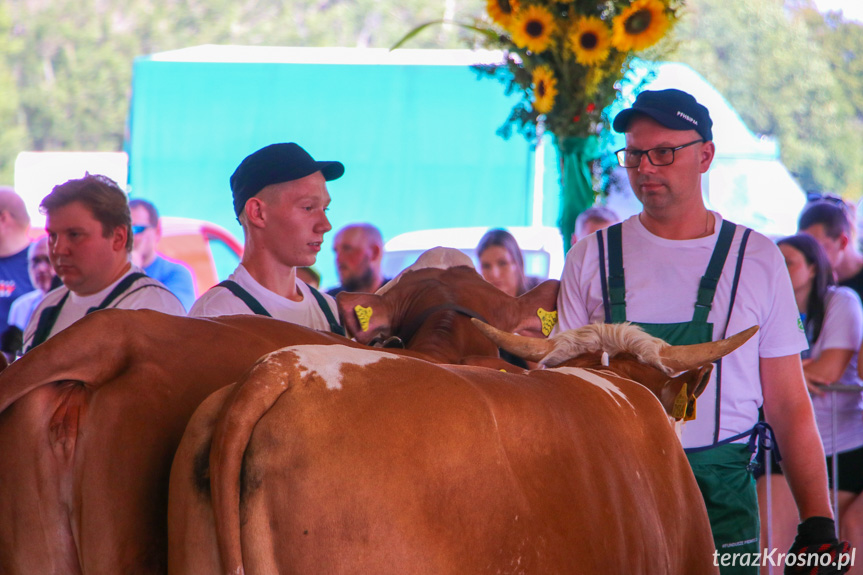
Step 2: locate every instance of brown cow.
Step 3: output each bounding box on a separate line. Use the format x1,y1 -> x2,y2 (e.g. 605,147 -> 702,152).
337,248 -> 560,365
0,311 -> 351,575
0,252 -> 557,574
167,324 -> 756,574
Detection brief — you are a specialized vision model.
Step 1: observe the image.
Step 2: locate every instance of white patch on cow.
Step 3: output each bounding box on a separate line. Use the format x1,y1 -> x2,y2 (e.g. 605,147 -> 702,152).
550,366 -> 634,409
601,351 -> 609,366
279,345 -> 392,390
541,322 -> 673,374
377,247 -> 474,295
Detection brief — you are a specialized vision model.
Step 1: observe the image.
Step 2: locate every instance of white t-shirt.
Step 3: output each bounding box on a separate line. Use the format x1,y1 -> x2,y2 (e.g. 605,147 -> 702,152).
556,212 -> 808,448
22,266 -> 186,351
808,286 -> 863,455
188,264 -> 340,332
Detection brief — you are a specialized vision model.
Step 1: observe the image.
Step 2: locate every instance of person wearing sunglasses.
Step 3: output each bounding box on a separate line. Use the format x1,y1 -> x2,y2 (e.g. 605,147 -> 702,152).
21,174 -> 185,354
555,89 -> 847,573
128,199 -> 195,312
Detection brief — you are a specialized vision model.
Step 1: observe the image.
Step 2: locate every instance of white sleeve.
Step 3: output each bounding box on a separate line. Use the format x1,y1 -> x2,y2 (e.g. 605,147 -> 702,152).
818,288 -> 863,352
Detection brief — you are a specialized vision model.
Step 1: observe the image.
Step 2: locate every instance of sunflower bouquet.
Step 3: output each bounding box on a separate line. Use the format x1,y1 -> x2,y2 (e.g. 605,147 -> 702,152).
394,0 -> 684,249
475,0 -> 684,140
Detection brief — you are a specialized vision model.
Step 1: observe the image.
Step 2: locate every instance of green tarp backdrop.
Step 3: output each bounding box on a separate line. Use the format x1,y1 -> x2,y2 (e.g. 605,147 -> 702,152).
127,47 -> 564,287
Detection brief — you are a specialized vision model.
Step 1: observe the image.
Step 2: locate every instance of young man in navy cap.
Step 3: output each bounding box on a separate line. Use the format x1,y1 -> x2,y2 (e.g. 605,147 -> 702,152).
189,143 -> 344,335
555,89 -> 847,573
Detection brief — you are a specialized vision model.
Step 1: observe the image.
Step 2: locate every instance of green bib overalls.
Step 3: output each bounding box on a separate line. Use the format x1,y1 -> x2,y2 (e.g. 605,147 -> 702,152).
600,220 -> 760,574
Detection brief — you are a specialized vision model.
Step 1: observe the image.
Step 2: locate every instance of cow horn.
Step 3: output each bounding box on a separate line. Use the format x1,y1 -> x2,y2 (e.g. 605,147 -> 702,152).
658,325 -> 759,372
470,318 -> 554,362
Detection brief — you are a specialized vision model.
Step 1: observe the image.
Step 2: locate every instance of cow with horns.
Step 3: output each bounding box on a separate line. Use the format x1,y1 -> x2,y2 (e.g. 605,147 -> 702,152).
167,322 -> 757,574
0,248 -> 558,575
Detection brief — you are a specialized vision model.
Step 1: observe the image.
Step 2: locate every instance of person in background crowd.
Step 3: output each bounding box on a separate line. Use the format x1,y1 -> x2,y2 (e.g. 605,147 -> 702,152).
327,223 -> 389,296
8,236 -> 54,331
572,205 -> 619,246
129,198 -> 196,311
2,236 -> 55,360
757,234 -> 863,572
21,174 -> 185,353
799,198 -> 863,300
476,228 -> 535,297
0,187 -> 34,335
555,88 -> 845,574
188,142 -> 344,335
476,228 -> 543,369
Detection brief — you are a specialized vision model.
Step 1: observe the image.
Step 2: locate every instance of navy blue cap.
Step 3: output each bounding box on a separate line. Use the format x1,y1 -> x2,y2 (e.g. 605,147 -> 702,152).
230,143 -> 344,217
613,89 -> 713,142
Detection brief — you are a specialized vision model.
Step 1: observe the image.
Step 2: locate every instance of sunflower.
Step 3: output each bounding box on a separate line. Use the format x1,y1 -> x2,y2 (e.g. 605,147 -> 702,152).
486,0 -> 520,29
569,16 -> 611,66
531,65 -> 558,115
611,0 -> 670,52
511,5 -> 556,54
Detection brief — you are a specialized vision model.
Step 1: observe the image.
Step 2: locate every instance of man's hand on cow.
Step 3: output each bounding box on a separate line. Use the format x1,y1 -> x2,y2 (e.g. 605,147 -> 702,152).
784,516 -> 853,574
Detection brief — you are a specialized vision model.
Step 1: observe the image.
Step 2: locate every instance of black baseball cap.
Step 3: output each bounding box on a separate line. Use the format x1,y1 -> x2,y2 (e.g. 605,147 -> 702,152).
613,89 -> 713,142
230,142 -> 345,217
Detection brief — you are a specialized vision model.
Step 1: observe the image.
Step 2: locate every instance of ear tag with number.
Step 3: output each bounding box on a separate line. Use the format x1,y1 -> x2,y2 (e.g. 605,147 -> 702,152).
671,383 -> 689,420
354,305 -> 373,332
684,398 -> 697,421
537,308 -> 558,336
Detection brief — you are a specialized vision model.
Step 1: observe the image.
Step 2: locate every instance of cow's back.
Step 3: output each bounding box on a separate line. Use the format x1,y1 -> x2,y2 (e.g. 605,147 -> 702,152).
0,311 -> 352,575
170,347 -> 716,574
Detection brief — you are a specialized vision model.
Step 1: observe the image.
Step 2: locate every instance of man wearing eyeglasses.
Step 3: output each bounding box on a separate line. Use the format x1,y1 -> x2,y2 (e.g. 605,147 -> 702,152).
556,89 -> 846,573
21,174 -> 186,354
129,199 -> 196,311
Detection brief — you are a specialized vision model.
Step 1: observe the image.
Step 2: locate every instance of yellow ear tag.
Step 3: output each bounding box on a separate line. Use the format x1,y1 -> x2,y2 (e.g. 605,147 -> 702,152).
354,305 -> 373,332
684,398 -> 697,422
671,383 -> 688,420
537,308 -> 558,336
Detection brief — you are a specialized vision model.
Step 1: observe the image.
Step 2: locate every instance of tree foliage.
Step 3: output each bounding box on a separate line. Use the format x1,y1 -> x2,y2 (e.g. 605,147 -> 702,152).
1,0 -> 861,199
669,0 -> 863,198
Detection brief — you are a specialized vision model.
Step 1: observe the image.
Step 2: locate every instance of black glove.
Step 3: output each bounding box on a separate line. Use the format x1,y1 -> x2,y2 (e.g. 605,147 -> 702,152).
784,516 -> 852,574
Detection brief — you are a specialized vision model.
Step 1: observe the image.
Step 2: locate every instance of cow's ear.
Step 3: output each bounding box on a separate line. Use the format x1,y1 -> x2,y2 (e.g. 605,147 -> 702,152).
335,292 -> 392,344
512,279 -> 560,337
659,364 -> 714,420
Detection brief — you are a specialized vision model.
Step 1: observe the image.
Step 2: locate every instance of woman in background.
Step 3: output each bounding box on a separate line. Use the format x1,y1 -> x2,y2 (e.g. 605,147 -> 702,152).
758,233 -> 863,572
476,228 -> 533,297
476,228 -> 541,369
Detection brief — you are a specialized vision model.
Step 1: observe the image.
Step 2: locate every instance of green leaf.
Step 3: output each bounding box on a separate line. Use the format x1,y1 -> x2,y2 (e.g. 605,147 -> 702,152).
391,20 -> 500,50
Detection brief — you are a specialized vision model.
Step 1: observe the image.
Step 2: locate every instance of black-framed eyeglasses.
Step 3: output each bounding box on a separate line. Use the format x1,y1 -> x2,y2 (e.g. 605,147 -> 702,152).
615,139 -> 704,168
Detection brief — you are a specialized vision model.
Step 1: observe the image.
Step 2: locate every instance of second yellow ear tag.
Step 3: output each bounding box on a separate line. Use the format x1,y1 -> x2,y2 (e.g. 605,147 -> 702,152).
671,383 -> 688,420
684,398 -> 697,422
537,308 -> 558,336
354,305 -> 373,332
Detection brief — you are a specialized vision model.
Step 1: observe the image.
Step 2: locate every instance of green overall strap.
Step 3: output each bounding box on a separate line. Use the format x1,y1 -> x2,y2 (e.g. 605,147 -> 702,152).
26,272 -> 149,353
217,280 -> 272,317
597,229 -> 612,323
307,285 -> 346,337
26,291 -> 71,352
693,220 -> 736,323
86,272 -> 148,314
605,223 -> 627,323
